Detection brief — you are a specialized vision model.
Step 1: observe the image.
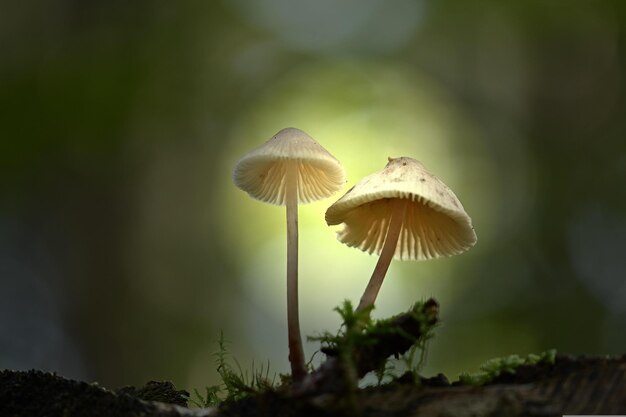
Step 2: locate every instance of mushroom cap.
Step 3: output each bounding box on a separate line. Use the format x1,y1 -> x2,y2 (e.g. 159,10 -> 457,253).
233,127 -> 346,205
325,157 -> 477,261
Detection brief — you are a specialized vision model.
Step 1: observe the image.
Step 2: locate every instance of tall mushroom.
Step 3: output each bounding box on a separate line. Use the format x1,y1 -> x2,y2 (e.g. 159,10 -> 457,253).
233,127 -> 346,381
325,157 -> 476,312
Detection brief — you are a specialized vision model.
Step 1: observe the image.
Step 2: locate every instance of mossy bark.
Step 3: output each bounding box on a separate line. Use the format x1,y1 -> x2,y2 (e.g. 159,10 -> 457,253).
2,356 -> 625,417
2,301 -> 624,417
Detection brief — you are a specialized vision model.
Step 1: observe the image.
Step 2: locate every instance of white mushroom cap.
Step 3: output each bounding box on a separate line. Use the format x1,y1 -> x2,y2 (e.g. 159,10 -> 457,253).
233,128 -> 346,205
325,157 -> 477,260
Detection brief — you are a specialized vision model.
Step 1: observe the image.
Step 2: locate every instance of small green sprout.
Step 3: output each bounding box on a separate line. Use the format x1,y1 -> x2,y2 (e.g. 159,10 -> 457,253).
190,331 -> 277,408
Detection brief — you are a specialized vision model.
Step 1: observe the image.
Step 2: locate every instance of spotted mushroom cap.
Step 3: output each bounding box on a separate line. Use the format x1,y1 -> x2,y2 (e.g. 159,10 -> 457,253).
325,157 -> 477,261
233,128 -> 346,205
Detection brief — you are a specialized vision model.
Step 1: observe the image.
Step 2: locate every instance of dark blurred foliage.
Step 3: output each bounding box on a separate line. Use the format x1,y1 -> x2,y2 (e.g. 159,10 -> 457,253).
1,1 -> 626,390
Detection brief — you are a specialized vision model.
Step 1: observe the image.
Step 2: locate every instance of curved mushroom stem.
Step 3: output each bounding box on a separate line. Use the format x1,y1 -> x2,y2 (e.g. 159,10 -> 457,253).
357,199 -> 407,312
286,162 -> 307,381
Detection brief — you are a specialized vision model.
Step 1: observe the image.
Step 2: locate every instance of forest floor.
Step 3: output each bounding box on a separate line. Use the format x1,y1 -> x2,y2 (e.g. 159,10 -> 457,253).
1,355 -> 625,417
2,300 -> 624,416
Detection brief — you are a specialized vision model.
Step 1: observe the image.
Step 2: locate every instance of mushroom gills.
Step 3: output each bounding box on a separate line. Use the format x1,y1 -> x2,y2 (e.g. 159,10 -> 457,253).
338,197 -> 472,260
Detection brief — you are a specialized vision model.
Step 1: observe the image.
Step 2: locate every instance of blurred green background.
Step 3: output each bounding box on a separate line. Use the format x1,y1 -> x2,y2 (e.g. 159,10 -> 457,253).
2,0 -> 626,391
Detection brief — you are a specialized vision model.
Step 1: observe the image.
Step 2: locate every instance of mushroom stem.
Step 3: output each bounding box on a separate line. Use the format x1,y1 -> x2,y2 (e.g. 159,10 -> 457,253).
286,161 -> 306,381
357,199 -> 407,312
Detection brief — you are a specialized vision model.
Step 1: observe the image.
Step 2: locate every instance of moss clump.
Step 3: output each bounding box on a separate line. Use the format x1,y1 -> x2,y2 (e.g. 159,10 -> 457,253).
459,349 -> 557,386
310,299 -> 439,385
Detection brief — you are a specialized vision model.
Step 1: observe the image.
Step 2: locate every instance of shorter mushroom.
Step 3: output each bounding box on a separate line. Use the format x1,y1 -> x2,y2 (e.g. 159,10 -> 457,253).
325,156 -> 477,312
233,127 -> 346,381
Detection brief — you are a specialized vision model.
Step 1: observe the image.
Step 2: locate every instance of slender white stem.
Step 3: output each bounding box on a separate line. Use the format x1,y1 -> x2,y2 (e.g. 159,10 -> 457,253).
286,162 -> 306,381
357,199 -> 407,312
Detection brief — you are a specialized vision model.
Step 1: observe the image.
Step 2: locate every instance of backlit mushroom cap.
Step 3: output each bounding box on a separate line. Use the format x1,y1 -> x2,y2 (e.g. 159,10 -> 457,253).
233,128 -> 346,205
325,157 -> 477,260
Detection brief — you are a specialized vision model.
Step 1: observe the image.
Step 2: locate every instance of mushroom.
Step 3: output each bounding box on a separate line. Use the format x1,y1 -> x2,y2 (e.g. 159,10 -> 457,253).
233,127 -> 346,380
325,156 -> 476,312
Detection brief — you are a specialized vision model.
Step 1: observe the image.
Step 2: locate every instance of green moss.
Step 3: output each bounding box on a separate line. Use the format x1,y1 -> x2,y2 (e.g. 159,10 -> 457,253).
309,300 -> 438,386
193,301 -> 438,408
458,349 -> 557,386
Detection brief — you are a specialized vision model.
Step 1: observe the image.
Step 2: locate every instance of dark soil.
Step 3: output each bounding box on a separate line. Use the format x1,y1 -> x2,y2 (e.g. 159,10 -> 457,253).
0,369 -> 190,417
